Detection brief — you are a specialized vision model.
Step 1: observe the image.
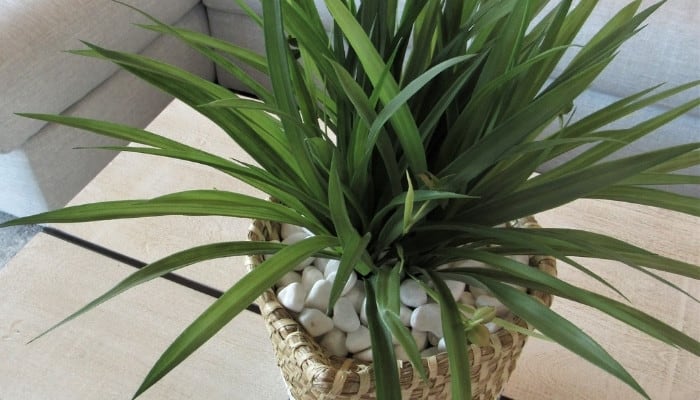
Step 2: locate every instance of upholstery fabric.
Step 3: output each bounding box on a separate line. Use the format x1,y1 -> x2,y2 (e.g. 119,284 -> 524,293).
0,0 -> 201,152
204,0 -> 334,92
547,0 -> 700,117
20,4 -> 214,208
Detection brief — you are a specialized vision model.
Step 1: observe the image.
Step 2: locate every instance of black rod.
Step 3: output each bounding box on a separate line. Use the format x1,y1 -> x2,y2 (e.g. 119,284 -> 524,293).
42,227 -> 260,314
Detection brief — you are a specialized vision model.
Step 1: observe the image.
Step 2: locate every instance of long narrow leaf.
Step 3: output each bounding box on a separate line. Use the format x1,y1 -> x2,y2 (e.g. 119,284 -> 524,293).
364,277 -> 402,400
476,277 -> 650,399
324,0 -> 428,173
1,190 -> 327,234
32,241 -> 290,342
427,270 -> 471,400
461,143 -> 699,224
133,235 -> 338,398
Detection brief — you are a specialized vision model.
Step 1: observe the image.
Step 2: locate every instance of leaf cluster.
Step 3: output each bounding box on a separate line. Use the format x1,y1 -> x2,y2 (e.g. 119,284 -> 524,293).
3,1 -> 699,399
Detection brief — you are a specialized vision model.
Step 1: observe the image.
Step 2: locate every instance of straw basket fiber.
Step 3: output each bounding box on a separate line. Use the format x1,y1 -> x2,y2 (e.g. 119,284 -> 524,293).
246,216 -> 556,400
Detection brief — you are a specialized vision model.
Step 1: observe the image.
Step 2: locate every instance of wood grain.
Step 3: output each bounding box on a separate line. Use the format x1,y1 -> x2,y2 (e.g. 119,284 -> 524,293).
0,233 -> 288,399
53,100 -> 264,292
503,200 -> 700,400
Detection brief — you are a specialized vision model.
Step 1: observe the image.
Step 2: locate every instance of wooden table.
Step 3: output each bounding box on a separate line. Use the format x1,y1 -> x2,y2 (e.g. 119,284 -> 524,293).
1,99 -> 698,399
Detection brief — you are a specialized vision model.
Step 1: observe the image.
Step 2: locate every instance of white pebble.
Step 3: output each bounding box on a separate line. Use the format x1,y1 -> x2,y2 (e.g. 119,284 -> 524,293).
314,258 -> 332,274
399,280 -> 428,308
323,259 -> 340,278
277,282 -> 307,312
360,298 -> 368,324
420,347 -> 439,357
319,329 -> 348,357
445,280 -> 466,301
485,322 -> 500,333
410,303 -> 443,338
437,337 -> 446,352
459,291 -> 475,306
282,231 -> 315,269
326,270 -> 357,296
476,295 -> 509,317
343,283 -> 365,313
301,266 -> 324,291
354,348 -> 373,362
399,305 -> 412,326
305,280 -> 333,312
346,326 -> 371,353
451,259 -> 490,269
333,298 -> 361,333
280,223 -> 310,239
283,230 -> 311,244
276,271 -> 301,289
297,308 -> 334,337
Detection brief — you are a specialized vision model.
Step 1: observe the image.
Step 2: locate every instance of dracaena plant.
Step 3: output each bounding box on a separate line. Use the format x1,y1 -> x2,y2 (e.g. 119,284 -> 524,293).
3,0 -> 699,399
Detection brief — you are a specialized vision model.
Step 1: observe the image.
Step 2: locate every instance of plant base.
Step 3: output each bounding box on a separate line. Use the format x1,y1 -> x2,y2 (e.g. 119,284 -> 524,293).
247,218 -> 556,400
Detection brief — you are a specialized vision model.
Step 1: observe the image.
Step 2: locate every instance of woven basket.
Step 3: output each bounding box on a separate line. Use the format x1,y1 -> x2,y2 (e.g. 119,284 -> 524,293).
246,216 -> 556,400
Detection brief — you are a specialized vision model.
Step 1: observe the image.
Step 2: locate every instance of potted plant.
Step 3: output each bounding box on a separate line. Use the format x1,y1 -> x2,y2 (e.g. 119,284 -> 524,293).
3,0 -> 698,399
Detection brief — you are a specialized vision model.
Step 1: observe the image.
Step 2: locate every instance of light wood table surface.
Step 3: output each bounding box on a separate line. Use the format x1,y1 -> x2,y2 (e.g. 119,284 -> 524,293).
3,99 -> 699,399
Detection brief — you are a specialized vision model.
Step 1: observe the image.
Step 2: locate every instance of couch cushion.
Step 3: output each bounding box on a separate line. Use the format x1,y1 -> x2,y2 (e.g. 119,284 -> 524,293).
21,4 -> 215,210
0,0 -> 201,152
539,86 -> 699,197
203,0 -> 333,27
203,0 -> 336,92
547,0 -> 699,117
205,1 -> 698,109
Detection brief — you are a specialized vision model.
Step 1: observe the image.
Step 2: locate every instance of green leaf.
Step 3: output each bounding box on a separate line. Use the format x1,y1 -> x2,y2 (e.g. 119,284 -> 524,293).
71,42 -> 303,184
76,145 -> 328,224
327,59 -> 402,196
374,270 -> 427,383
382,309 -> 428,382
476,277 -> 650,399
1,190 -> 327,234
461,143 -> 700,225
647,150 -> 700,173
133,235 -> 338,398
364,54 -> 475,153
121,2 -> 272,101
324,0 -> 428,174
364,277 -> 401,400
419,224 -> 628,300
262,0 -> 325,200
440,59 -> 608,189
14,113 -> 329,221
328,157 -> 362,241
441,262 -> 700,355
589,186 -> 700,216
16,113 -> 191,151
426,270 -> 471,400
402,172 -> 415,234
444,251 -> 700,356
328,233 -> 371,311
31,241 -> 289,342
137,24 -> 267,72
534,97 -> 700,182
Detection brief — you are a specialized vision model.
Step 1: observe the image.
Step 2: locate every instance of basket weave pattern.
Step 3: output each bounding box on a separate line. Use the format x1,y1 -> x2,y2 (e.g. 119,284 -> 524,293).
246,217 -> 556,400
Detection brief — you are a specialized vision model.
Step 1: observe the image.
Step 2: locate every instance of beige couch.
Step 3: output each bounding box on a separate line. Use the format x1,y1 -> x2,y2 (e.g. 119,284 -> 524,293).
1,0 -> 214,214
1,1 -> 697,217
